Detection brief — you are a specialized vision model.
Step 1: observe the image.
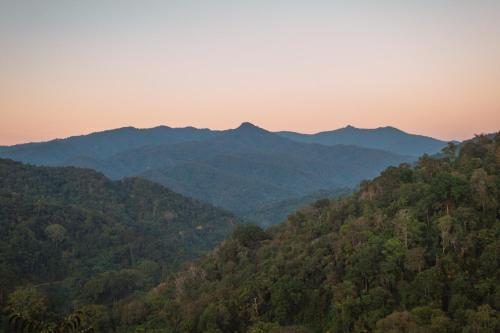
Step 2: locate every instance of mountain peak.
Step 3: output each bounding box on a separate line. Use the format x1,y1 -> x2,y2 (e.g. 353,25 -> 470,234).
340,125 -> 358,131
378,126 -> 404,133
234,122 -> 270,134
237,122 -> 260,130
224,122 -> 276,141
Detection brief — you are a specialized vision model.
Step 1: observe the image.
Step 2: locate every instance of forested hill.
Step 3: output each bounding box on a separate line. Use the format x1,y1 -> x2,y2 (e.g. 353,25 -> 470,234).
131,133 -> 499,333
0,159 -> 235,324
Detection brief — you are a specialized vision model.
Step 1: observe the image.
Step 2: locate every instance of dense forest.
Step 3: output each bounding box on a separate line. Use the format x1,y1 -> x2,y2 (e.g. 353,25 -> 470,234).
0,159 -> 236,331
113,133 -> 499,332
2,133 -> 498,332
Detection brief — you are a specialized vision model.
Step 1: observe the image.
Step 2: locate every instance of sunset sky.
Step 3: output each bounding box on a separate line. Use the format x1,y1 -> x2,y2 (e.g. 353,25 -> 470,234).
1,0 -> 499,145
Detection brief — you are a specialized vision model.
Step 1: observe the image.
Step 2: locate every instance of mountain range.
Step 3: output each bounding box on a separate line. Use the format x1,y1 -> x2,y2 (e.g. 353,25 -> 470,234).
0,123 -> 450,225
1,130 -> 496,333
278,125 -> 449,156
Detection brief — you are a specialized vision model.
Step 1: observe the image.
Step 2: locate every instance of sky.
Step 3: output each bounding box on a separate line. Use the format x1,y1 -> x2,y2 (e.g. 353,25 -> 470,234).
1,0 -> 499,145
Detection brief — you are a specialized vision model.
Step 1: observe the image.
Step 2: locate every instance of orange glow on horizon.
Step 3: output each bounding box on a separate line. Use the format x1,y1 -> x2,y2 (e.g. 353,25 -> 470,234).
1,1 -> 499,145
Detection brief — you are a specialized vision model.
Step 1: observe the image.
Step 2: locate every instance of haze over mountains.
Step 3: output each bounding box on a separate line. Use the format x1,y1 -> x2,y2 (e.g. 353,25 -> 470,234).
0,123 -> 450,225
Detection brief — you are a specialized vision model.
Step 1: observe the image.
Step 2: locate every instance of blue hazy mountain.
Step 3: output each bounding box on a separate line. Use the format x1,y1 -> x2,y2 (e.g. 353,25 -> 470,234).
0,123 -> 441,224
277,125 -> 450,156
0,125 -> 220,165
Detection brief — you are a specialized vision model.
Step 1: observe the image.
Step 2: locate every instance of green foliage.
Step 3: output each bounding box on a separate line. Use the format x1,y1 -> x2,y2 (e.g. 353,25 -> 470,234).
232,224 -> 270,248
130,133 -> 500,332
44,224 -> 67,243
7,286 -> 48,320
1,133 -> 499,332
7,310 -> 94,333
0,159 -> 236,331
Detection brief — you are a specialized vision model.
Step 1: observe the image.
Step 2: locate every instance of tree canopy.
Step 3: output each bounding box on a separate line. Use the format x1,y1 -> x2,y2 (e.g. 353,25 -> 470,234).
0,159 -> 236,331
124,133 -> 500,333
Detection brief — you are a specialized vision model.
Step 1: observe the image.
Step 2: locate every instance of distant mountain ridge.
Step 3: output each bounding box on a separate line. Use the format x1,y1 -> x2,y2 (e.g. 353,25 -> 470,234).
1,123 -> 450,161
277,125 -> 450,156
62,123 -> 412,216
0,123 -> 449,225
0,125 -> 220,165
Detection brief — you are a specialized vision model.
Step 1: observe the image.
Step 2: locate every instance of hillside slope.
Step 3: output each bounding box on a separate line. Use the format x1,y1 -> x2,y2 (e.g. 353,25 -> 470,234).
243,188 -> 351,227
0,159 -> 235,319
131,133 -> 499,333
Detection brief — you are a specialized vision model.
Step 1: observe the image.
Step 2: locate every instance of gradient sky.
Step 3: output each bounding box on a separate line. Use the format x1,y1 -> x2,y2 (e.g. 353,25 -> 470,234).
1,0 -> 499,145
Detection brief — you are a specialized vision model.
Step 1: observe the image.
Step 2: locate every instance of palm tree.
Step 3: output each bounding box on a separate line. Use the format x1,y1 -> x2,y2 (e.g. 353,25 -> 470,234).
8,311 -> 94,333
